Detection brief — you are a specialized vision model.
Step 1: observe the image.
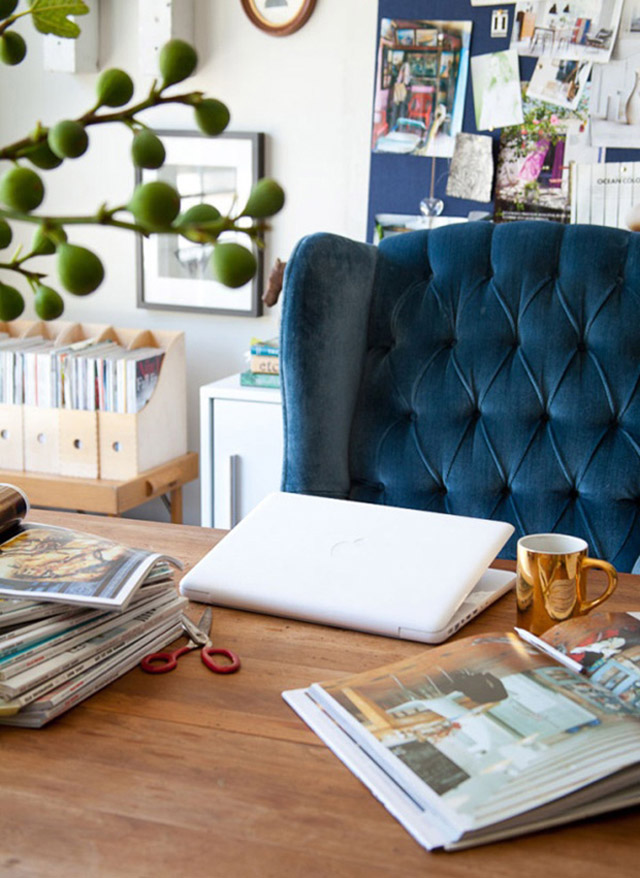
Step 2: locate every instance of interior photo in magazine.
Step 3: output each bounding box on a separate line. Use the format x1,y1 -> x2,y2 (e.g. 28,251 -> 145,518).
315,630 -> 640,830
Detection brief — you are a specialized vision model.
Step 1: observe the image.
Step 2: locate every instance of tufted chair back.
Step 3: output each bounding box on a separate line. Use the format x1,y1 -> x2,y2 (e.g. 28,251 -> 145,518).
280,221 -> 640,572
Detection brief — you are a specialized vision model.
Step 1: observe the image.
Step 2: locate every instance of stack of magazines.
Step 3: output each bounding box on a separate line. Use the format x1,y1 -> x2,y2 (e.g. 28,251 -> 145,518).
0,484 -> 185,727
0,334 -> 165,413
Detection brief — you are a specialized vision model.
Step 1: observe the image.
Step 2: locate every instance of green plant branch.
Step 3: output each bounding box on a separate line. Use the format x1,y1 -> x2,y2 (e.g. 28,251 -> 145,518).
0,84 -> 204,161
0,8 -> 32,38
0,260 -> 46,282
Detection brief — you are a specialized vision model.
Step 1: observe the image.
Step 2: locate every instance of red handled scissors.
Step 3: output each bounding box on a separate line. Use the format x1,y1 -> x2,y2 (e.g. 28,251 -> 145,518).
140,607 -> 241,675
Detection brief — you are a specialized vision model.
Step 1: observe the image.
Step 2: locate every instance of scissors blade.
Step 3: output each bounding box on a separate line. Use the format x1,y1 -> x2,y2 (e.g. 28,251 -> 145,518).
181,613 -> 209,646
195,606 -> 213,639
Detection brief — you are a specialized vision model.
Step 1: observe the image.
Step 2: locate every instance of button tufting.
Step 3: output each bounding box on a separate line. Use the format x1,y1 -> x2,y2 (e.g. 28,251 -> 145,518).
502,485 -> 511,496
445,338 -> 456,349
577,341 -> 587,353
407,411 -> 417,422
610,416 -> 619,427
471,409 -> 481,421
438,485 -> 448,495
540,412 -> 550,423
569,488 -> 580,501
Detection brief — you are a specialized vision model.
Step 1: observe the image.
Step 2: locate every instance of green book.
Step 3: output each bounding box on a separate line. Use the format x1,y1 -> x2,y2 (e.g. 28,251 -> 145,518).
240,370 -> 280,389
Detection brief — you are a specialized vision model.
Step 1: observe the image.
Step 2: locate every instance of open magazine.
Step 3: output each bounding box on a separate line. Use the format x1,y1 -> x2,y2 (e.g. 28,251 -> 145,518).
284,611 -> 640,850
0,483 -> 180,610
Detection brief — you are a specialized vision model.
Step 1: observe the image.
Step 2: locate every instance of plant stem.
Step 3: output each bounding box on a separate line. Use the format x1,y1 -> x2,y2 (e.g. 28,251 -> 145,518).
0,260 -> 45,281
0,8 -> 32,38
0,88 -> 203,161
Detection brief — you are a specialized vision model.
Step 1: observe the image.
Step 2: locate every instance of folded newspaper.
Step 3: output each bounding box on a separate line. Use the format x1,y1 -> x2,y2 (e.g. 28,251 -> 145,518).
285,611 -> 640,850
0,484 -> 186,727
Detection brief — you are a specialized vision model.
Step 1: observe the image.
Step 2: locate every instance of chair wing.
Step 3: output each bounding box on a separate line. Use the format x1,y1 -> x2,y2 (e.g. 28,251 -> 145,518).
281,222 -> 640,571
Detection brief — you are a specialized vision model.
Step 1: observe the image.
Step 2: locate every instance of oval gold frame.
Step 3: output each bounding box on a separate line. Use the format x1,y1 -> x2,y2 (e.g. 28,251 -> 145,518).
240,0 -> 317,37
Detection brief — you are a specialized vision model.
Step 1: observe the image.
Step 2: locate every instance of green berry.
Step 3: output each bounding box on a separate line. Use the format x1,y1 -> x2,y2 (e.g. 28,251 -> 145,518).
0,219 -> 12,249
159,39 -> 197,87
34,284 -> 64,320
96,68 -> 134,107
0,30 -> 25,65
211,242 -> 257,289
0,1 -> 19,18
177,203 -> 221,241
31,224 -> 66,256
48,120 -> 88,159
194,99 -> 230,136
24,141 -> 63,170
131,130 -> 166,169
0,166 -> 44,212
57,243 -> 104,296
0,283 -> 24,321
241,178 -> 285,219
128,181 -> 180,230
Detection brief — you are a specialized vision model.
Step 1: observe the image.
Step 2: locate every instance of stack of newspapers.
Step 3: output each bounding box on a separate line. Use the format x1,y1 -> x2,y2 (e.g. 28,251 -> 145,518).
0,484 -> 185,728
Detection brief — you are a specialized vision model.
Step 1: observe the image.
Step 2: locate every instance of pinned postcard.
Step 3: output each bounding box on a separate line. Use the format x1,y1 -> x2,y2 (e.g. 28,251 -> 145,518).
371,18 -> 473,158
510,0 -> 623,64
471,49 -> 524,131
527,57 -> 591,111
590,51 -> 640,147
446,133 -> 494,203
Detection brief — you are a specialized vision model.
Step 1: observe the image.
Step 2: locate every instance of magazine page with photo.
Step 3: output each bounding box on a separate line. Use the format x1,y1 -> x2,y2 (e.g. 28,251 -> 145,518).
542,611 -> 640,707
285,619 -> 640,849
0,484 -> 180,610
494,84 -> 599,223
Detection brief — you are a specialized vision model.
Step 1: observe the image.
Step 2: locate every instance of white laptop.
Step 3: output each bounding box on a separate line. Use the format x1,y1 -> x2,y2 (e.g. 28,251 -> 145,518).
180,492 -> 515,643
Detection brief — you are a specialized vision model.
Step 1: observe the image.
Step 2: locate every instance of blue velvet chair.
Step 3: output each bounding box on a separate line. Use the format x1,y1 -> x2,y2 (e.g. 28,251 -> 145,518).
280,221 -> 640,572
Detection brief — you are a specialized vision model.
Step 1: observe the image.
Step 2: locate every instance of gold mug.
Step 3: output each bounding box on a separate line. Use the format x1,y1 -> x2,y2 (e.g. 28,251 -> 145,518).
516,534 -> 618,636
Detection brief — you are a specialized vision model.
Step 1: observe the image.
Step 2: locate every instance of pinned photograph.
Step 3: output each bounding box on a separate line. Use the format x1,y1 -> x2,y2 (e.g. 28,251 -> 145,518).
590,50 -> 640,146
510,0 -> 624,63
471,50 -> 524,130
371,18 -> 473,158
446,133 -> 494,202
527,57 -> 591,109
494,87 -> 599,223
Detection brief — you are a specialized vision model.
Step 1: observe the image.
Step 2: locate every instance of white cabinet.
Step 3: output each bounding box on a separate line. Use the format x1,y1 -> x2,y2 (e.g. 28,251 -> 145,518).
200,375 -> 283,528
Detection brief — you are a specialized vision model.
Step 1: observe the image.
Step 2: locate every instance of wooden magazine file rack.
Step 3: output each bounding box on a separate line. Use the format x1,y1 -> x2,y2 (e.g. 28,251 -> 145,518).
0,319 -> 187,480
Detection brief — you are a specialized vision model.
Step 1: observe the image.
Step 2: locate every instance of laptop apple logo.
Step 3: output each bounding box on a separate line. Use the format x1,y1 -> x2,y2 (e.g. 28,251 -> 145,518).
330,538 -> 367,558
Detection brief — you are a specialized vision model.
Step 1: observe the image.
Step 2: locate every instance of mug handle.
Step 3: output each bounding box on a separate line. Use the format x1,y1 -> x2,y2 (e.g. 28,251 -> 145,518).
578,558 -> 618,614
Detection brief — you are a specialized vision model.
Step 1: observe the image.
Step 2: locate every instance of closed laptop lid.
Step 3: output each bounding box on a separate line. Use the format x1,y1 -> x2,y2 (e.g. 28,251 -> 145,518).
180,492 -> 514,638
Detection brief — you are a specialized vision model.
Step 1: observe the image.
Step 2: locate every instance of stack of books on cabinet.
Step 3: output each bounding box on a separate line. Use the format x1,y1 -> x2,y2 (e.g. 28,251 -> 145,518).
240,336 -> 280,389
0,319 -> 187,481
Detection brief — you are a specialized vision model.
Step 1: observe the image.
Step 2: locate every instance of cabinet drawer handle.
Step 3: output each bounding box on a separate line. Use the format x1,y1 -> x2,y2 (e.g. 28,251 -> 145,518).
229,454 -> 239,527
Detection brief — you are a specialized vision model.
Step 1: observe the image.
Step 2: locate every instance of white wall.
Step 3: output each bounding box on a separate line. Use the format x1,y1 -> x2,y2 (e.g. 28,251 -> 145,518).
0,0 -> 378,524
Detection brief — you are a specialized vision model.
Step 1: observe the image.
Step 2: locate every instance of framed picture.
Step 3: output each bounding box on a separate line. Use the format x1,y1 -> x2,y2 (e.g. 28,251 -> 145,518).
396,28 -> 415,46
136,130 -> 264,317
240,0 -> 317,36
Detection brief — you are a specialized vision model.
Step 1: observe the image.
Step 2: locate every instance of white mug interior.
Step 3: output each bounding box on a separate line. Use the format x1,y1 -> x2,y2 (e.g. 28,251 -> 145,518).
518,533 -> 588,555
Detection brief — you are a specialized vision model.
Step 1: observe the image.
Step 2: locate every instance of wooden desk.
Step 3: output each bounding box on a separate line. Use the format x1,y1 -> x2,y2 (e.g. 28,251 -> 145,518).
0,452 -> 198,523
0,512 -> 637,877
